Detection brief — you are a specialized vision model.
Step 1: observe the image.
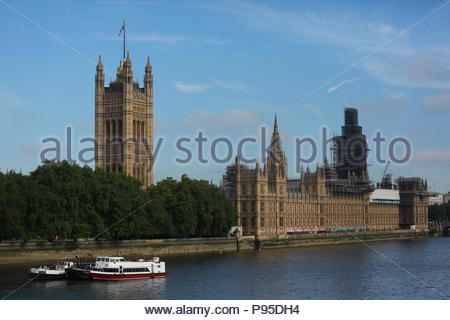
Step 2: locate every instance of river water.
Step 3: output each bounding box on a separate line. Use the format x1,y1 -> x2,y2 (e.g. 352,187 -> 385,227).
0,237 -> 449,299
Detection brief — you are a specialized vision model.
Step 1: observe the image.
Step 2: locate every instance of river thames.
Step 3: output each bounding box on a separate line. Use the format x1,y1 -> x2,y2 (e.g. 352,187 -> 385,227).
0,237 -> 449,299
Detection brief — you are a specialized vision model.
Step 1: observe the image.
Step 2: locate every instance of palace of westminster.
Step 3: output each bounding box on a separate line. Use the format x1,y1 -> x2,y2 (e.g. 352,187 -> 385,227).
94,51 -> 429,238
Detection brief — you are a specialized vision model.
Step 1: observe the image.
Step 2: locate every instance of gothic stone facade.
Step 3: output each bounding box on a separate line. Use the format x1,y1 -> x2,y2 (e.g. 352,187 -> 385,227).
222,116 -> 429,238
95,53 -> 154,187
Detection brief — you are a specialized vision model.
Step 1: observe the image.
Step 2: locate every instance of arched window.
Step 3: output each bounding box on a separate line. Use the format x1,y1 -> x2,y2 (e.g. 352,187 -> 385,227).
136,121 -> 141,143
105,121 -> 110,138
118,120 -> 123,137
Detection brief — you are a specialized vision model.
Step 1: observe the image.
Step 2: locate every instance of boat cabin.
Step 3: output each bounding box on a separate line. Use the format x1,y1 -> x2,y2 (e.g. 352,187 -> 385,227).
95,257 -> 126,268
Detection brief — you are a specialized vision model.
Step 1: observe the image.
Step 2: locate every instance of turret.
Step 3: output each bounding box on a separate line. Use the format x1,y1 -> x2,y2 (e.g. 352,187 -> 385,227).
95,55 -> 104,86
117,51 -> 133,82
266,115 -> 287,178
144,56 -> 153,93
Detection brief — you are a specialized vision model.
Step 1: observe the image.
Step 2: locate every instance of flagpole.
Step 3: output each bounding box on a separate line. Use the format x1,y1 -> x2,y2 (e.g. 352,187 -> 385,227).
123,19 -> 126,60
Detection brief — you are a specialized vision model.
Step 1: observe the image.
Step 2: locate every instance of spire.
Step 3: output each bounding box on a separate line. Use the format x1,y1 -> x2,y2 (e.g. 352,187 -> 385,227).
266,114 -> 287,178
144,56 -> 153,90
96,54 -> 103,72
270,114 -> 282,154
117,51 -> 133,82
145,56 -> 152,73
124,50 -> 132,67
274,114 -> 278,133
96,54 -> 104,84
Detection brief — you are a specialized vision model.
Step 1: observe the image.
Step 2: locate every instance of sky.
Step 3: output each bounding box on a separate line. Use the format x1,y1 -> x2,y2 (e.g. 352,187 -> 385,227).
1,0 -> 450,192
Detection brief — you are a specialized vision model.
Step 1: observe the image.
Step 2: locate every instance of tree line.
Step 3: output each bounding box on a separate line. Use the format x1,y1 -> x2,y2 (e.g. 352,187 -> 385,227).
0,161 -> 236,242
428,202 -> 450,223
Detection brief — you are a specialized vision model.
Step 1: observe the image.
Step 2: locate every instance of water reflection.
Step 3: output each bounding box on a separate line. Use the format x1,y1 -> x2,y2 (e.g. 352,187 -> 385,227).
84,277 -> 168,299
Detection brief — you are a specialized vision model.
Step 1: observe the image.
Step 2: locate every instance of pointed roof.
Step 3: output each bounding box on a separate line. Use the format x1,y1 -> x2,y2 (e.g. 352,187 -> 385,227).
265,114 -> 287,178
96,54 -> 103,72
274,114 -> 278,132
145,56 -> 152,73
270,114 -> 282,155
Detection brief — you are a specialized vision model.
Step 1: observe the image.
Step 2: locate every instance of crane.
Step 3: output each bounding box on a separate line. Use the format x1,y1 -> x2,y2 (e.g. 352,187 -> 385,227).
380,160 -> 390,184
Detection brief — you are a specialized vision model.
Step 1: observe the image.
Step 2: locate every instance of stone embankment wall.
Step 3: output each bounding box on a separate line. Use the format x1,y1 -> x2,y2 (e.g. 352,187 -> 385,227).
0,231 -> 427,264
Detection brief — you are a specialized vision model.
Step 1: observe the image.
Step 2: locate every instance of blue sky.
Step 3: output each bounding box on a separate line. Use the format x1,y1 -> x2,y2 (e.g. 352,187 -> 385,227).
1,0 -> 450,192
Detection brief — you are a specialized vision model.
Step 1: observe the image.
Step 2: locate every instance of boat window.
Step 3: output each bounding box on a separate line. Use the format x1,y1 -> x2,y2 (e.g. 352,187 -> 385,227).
105,258 -> 110,262
123,268 -> 149,273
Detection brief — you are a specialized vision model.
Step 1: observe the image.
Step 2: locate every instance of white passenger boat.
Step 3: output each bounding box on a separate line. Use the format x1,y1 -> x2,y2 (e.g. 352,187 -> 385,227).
28,261 -> 74,280
90,256 -> 166,280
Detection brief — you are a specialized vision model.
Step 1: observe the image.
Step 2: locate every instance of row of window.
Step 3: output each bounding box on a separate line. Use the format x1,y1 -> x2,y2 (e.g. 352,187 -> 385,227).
242,217 -> 284,228
96,258 -> 125,263
92,268 -> 150,273
240,184 -> 285,195
105,120 -> 123,138
93,268 -> 119,273
241,201 -> 283,213
104,120 -> 147,140
123,268 -> 150,273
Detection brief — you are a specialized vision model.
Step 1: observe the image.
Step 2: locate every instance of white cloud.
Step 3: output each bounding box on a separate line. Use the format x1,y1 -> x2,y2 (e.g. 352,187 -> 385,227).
175,82 -> 214,92
414,149 -> 450,165
389,92 -> 405,100
357,92 -> 407,115
203,38 -> 230,45
0,88 -> 26,108
422,92 -> 450,113
108,34 -> 229,46
206,2 -> 404,53
18,144 -> 40,156
363,49 -> 450,90
184,109 -> 264,130
213,79 -> 248,92
327,77 -> 360,92
175,80 -> 248,93
205,2 -> 450,91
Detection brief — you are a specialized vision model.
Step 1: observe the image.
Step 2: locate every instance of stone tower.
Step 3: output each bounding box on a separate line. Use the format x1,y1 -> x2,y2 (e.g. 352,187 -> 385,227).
335,108 -> 368,180
95,52 -> 154,187
398,177 -> 429,232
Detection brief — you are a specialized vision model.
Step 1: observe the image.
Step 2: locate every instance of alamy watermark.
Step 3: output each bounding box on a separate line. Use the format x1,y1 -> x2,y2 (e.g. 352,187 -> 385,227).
39,126 -> 412,172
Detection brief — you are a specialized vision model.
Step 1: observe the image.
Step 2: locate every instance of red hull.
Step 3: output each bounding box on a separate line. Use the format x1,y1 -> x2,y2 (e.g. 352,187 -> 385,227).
91,272 -> 166,280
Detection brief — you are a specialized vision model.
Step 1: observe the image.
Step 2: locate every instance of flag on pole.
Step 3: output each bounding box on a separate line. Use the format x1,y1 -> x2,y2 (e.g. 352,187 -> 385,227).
119,20 -> 125,36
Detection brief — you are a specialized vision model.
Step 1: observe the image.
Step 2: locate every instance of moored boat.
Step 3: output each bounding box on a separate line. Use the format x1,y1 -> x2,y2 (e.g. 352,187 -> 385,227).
90,256 -> 166,280
66,263 -> 94,280
28,261 -> 74,280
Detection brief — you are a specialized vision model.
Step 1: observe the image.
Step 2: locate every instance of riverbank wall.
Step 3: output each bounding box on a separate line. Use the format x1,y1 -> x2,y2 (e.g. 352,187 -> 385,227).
0,230 -> 428,264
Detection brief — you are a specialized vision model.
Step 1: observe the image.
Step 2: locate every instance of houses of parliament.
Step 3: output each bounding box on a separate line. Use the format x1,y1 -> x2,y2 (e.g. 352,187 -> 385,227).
222,108 -> 430,238
93,50 -> 429,237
